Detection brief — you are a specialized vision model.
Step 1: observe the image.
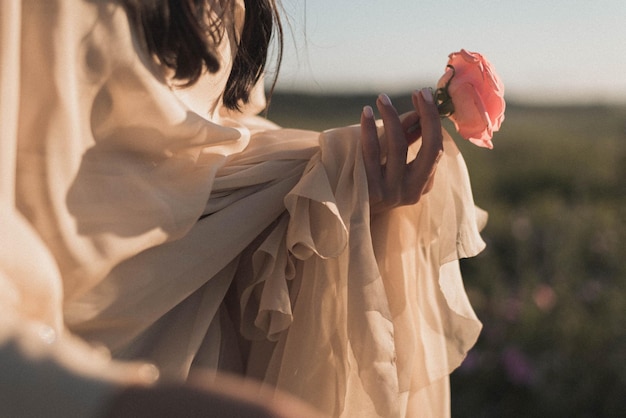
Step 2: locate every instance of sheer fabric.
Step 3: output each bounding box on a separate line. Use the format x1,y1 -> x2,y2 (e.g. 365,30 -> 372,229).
0,1 -> 485,416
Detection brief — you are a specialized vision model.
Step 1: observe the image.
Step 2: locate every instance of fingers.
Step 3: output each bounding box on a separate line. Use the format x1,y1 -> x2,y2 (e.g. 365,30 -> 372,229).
360,89 -> 444,213
412,88 -> 443,161
376,94 -> 407,199
401,111 -> 422,145
403,89 -> 443,204
360,105 -> 384,204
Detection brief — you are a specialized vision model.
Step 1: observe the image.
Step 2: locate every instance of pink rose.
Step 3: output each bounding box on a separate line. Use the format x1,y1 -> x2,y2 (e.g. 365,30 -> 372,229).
436,49 -> 505,149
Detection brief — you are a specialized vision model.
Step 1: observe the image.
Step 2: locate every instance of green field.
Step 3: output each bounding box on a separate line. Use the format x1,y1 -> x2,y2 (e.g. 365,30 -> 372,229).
268,92 -> 626,417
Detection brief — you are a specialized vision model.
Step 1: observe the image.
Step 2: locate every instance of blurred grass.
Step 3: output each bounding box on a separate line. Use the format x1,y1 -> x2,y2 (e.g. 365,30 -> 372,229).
268,92 -> 626,418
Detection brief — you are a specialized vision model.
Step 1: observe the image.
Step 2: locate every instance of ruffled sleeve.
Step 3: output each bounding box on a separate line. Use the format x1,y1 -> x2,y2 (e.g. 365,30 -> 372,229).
242,126 -> 484,417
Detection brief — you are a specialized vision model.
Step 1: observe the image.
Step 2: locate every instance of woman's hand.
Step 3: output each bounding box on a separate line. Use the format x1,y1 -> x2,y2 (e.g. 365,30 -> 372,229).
360,88 -> 444,214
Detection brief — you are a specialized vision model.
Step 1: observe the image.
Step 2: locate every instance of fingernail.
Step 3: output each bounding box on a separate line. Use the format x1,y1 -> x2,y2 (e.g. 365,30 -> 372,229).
421,88 -> 434,104
378,93 -> 392,107
363,105 -> 374,118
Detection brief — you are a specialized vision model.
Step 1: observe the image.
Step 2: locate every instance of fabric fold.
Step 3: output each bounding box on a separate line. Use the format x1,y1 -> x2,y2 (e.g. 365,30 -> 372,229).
244,127 -> 484,417
285,152 -> 349,261
240,214 -> 295,342
2,3 -> 487,418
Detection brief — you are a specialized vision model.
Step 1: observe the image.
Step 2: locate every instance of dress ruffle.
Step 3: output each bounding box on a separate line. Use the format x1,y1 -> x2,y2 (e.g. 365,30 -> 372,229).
240,127 -> 484,417
2,2 -> 483,416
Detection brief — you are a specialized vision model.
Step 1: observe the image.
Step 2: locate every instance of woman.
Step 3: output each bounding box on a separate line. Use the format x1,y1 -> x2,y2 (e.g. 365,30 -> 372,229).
0,0 -> 484,416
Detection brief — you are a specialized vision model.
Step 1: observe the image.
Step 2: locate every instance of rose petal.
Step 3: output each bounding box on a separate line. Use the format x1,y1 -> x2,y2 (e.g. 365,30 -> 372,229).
441,49 -> 504,148
436,67 -> 454,90
449,82 -> 493,148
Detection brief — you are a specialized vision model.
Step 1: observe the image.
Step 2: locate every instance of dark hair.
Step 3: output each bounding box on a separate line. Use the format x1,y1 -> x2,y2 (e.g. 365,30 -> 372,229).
121,0 -> 283,110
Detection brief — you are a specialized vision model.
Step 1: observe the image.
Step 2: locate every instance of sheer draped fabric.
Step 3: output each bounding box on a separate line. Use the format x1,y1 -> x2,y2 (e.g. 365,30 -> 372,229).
0,1 -> 484,417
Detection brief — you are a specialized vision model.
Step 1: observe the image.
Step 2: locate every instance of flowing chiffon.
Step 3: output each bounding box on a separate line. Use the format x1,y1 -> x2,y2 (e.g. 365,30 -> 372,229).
0,1 -> 485,416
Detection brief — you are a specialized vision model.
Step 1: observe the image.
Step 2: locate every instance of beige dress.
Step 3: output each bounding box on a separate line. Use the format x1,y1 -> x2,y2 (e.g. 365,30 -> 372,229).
0,1 -> 485,417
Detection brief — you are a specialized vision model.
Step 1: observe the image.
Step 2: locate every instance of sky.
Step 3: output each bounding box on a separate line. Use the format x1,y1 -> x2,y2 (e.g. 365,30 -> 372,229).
271,0 -> 626,104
